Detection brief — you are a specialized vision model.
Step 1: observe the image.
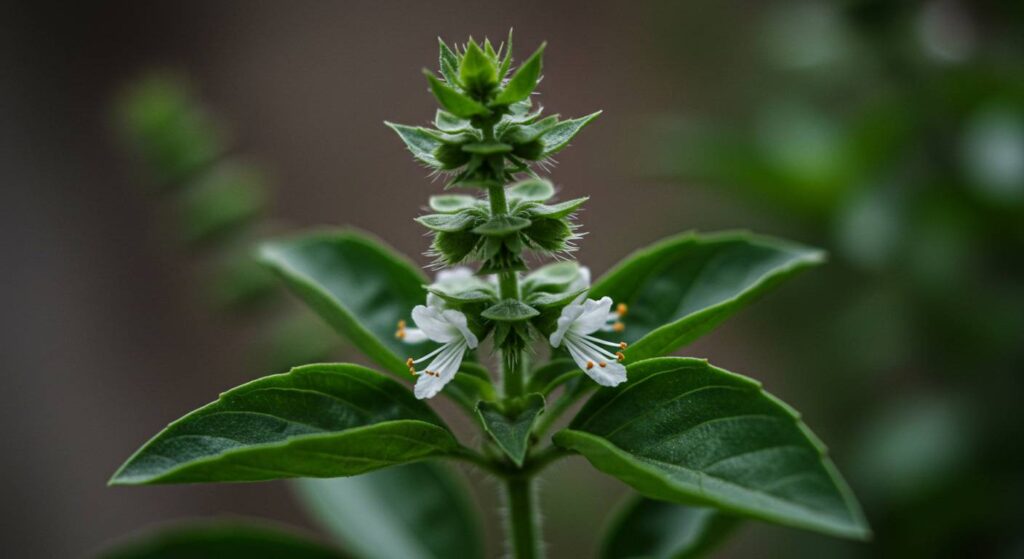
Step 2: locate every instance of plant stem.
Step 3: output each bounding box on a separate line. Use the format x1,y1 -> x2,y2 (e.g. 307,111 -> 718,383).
504,477 -> 541,559
479,114 -> 541,559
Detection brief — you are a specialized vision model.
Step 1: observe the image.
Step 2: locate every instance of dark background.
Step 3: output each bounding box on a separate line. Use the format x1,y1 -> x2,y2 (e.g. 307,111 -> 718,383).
3,1 -> 1022,557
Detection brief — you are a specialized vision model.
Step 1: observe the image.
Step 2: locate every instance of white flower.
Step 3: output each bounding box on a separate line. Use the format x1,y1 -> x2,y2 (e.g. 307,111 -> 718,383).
394,267 -> 480,399
549,294 -> 629,387
400,304 -> 479,399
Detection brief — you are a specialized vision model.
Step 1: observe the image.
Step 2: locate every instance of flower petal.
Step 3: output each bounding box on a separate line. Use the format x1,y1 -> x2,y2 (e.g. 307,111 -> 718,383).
411,305 -> 456,343
584,360 -> 627,387
571,296 -> 614,334
441,309 -> 479,348
402,327 -> 429,344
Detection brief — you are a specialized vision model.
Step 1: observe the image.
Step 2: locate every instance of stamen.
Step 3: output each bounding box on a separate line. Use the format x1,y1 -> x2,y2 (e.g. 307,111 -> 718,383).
599,361 -> 607,368
616,351 -> 625,362
619,341 -> 628,349
586,360 -> 595,370
613,322 -> 625,332
398,320 -> 406,329
617,303 -> 628,316
406,357 -> 414,367
396,330 -> 405,339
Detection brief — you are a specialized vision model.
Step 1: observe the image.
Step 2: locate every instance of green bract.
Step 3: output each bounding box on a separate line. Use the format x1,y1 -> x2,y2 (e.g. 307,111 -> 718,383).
111,34 -> 868,559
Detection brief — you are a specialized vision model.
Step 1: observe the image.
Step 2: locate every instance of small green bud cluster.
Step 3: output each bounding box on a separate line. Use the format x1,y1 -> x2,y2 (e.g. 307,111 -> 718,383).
386,34 -> 600,274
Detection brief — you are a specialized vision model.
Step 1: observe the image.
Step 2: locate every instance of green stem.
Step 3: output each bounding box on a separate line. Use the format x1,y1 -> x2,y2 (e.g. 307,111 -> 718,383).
504,477 -> 541,559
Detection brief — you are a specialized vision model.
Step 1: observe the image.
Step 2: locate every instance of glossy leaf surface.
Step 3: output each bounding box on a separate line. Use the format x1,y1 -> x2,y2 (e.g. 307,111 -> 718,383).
293,462 -> 483,559
554,358 -> 869,539
601,497 -> 740,559
111,364 -> 458,485
259,230 -> 430,377
100,522 -> 346,559
591,232 -> 824,361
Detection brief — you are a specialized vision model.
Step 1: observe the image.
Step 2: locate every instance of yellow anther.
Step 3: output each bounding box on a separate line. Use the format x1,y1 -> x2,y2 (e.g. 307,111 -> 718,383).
616,351 -> 625,362
619,341 -> 628,349
613,322 -> 625,332
397,320 -> 406,329
395,330 -> 405,339
616,303 -> 628,316
586,360 -> 595,370
599,361 -> 607,368
406,357 -> 415,367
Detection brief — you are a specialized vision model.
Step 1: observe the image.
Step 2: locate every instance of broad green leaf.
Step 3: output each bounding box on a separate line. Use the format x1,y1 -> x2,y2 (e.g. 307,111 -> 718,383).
110,363 -> 459,485
553,357 -> 869,540
590,232 -> 825,362
601,497 -> 740,559
482,299 -> 540,322
526,196 -> 589,219
424,72 -> 490,118
507,178 -> 555,202
384,123 -> 442,167
429,194 -> 478,212
180,162 -> 266,245
538,111 -> 602,157
99,521 -> 346,559
415,212 -> 478,232
493,43 -> 545,106
472,215 -> 532,235
476,394 -> 545,465
259,230 -> 430,377
293,462 -> 483,559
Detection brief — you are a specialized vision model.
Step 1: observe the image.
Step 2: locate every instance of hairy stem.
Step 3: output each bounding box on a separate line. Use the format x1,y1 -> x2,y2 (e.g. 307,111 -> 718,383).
504,477 -> 541,559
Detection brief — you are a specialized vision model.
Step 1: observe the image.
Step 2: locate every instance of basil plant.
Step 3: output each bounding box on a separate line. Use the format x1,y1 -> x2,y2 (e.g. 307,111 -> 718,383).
110,35 -> 869,559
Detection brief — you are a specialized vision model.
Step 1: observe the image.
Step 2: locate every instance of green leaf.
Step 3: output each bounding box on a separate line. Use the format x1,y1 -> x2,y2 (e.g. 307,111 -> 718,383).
591,232 -> 824,362
601,497 -> 740,559
434,110 -> 472,133
99,521 -> 346,559
110,363 -> 459,485
180,162 -> 266,245
526,288 -> 586,309
472,215 -> 532,236
384,123 -> 442,167
507,178 -> 555,202
476,394 -> 545,466
424,72 -> 490,118
493,43 -> 545,106
482,299 -> 540,322
427,276 -> 498,305
259,230 -> 430,377
553,357 -> 869,540
538,111 -> 602,157
415,212 -> 478,232
429,194 -> 478,213
526,196 -> 589,219
292,462 -> 484,559
523,261 -> 580,291
119,75 -> 225,188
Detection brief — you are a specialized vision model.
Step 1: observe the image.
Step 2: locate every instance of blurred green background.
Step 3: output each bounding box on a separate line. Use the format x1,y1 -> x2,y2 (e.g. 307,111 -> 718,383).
2,1 -> 1022,557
